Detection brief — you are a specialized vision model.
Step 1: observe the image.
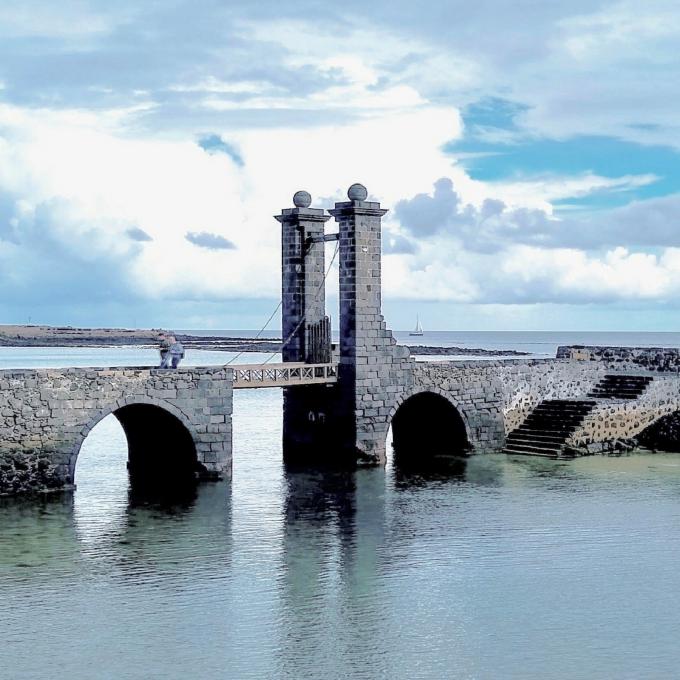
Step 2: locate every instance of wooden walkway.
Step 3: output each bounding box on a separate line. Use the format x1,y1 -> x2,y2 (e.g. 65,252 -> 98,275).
231,362 -> 338,389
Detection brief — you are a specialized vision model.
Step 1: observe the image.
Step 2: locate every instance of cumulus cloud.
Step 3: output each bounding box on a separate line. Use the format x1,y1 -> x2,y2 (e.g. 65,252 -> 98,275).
394,178 -> 557,252
383,231 -> 417,255
395,178 -> 680,252
0,1 -> 679,327
0,192 -> 145,308
185,231 -> 236,250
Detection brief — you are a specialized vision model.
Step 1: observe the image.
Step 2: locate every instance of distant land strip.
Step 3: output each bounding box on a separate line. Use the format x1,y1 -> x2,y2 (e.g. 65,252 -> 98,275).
0,325 -> 528,357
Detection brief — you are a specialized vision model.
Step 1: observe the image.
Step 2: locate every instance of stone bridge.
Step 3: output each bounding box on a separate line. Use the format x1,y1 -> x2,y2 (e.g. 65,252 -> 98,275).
3,184 -> 680,496
0,366 -> 233,495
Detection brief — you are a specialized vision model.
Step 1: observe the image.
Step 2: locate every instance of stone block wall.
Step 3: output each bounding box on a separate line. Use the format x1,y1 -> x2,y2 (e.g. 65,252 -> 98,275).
557,345 -> 680,373
0,366 -> 233,496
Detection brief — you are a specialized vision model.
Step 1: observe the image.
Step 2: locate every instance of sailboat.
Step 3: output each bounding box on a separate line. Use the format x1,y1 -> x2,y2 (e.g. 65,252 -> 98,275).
409,315 -> 424,336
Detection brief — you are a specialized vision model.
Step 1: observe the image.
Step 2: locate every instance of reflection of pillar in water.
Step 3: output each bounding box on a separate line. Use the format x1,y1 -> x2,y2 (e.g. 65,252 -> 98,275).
277,469 -> 357,676
337,467 -> 389,672
277,466 -> 389,675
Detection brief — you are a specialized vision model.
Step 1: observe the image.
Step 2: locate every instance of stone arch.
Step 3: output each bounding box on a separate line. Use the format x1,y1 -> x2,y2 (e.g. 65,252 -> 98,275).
387,388 -> 475,442
387,388 -> 473,464
68,395 -> 200,485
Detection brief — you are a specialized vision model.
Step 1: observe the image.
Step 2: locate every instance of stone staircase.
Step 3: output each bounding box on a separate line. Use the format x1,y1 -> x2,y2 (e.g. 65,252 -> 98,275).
504,374 -> 653,457
504,399 -> 597,457
587,374 -> 653,400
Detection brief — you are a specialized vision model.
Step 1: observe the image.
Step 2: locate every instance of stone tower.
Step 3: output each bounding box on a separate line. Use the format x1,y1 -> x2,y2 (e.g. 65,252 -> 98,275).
276,191 -> 334,459
329,184 -> 412,464
278,185 -> 412,465
275,190 -> 330,363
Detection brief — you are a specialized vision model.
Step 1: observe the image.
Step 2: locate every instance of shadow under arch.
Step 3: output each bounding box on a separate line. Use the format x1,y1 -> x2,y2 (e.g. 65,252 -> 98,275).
389,390 -> 471,471
636,410 -> 680,452
70,397 -> 201,487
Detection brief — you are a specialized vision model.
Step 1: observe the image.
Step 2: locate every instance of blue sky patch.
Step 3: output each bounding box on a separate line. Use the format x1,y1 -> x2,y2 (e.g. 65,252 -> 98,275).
449,98 -> 680,209
197,134 -> 245,166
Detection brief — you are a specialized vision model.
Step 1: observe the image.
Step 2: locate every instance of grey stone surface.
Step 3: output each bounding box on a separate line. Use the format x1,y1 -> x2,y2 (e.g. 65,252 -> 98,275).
0,366 -> 233,495
558,345 -> 680,372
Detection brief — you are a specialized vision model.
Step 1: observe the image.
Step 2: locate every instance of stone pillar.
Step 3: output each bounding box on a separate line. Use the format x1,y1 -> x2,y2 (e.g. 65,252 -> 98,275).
276,191 -> 335,461
329,184 -> 410,464
275,190 -> 330,362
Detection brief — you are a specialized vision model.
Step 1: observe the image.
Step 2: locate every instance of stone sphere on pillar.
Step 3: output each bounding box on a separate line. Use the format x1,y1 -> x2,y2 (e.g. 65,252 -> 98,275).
293,190 -> 312,208
347,183 -> 368,201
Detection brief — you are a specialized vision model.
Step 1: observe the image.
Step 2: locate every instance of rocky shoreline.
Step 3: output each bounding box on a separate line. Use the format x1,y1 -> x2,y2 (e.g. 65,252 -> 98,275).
0,325 -> 529,357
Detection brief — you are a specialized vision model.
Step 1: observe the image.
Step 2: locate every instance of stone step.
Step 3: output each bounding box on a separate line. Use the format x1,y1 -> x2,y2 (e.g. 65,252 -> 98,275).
524,414 -> 583,427
517,423 -> 578,434
503,444 -> 562,457
600,374 -> 652,381
589,389 -> 646,396
508,429 -> 568,442
534,403 -> 594,411
505,437 -> 565,450
542,399 -> 598,406
529,406 -> 591,415
509,429 -> 571,440
587,375 -> 653,401
530,410 -> 592,418
590,386 -> 647,392
508,428 -> 564,442
504,395 -> 599,458
591,387 -> 645,391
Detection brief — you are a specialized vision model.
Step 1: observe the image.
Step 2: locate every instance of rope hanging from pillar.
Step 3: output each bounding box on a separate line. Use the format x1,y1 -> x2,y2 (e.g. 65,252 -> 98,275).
260,239 -> 339,366
224,239 -> 339,368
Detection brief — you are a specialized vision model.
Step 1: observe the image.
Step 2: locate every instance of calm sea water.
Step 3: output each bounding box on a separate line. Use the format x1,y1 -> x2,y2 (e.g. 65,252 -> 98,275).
179,329 -> 680,360
3,337 -> 680,679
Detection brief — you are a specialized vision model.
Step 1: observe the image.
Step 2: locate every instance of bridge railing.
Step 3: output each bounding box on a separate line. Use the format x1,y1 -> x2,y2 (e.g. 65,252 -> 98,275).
231,362 -> 338,389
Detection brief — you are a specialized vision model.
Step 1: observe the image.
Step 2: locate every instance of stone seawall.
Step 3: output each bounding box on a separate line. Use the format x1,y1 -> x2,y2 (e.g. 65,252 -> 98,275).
557,345 -> 680,373
0,366 -> 233,496
412,358 -> 605,451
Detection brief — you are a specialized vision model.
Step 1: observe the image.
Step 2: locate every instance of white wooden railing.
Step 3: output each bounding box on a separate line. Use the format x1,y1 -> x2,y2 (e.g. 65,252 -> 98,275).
231,362 -> 338,389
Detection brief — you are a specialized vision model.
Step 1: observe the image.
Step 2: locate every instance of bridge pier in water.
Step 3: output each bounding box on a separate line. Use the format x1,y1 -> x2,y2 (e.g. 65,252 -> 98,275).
277,184 -> 414,466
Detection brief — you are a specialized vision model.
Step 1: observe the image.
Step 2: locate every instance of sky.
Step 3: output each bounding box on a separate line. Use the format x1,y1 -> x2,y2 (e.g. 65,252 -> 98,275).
0,0 -> 679,331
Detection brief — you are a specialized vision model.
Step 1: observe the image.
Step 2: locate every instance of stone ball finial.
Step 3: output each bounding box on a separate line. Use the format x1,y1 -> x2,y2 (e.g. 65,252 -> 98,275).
347,183 -> 368,201
293,190 -> 312,208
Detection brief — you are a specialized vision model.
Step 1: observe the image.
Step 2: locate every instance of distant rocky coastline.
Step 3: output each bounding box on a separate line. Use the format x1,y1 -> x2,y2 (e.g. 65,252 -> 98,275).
0,325 -> 529,357
406,345 -> 528,357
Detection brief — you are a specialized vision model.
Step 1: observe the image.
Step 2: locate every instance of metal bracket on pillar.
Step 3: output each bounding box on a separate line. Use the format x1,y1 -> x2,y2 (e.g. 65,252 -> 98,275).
305,232 -> 339,250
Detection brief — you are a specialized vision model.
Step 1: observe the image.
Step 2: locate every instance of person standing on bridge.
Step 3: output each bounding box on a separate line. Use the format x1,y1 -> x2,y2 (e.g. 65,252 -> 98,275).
168,336 -> 185,369
158,331 -> 172,368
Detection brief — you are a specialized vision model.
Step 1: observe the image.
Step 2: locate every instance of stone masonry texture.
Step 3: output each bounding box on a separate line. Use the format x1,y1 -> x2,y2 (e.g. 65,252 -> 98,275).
280,187 -> 680,465
0,366 -> 233,496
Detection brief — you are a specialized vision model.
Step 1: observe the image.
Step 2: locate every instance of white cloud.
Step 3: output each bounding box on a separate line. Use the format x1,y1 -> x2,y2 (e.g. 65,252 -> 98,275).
0,98 -> 466,306
0,2 -> 679,326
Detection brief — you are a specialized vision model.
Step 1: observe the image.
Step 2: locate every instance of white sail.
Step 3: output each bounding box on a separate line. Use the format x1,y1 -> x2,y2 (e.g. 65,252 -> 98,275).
409,315 -> 424,336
